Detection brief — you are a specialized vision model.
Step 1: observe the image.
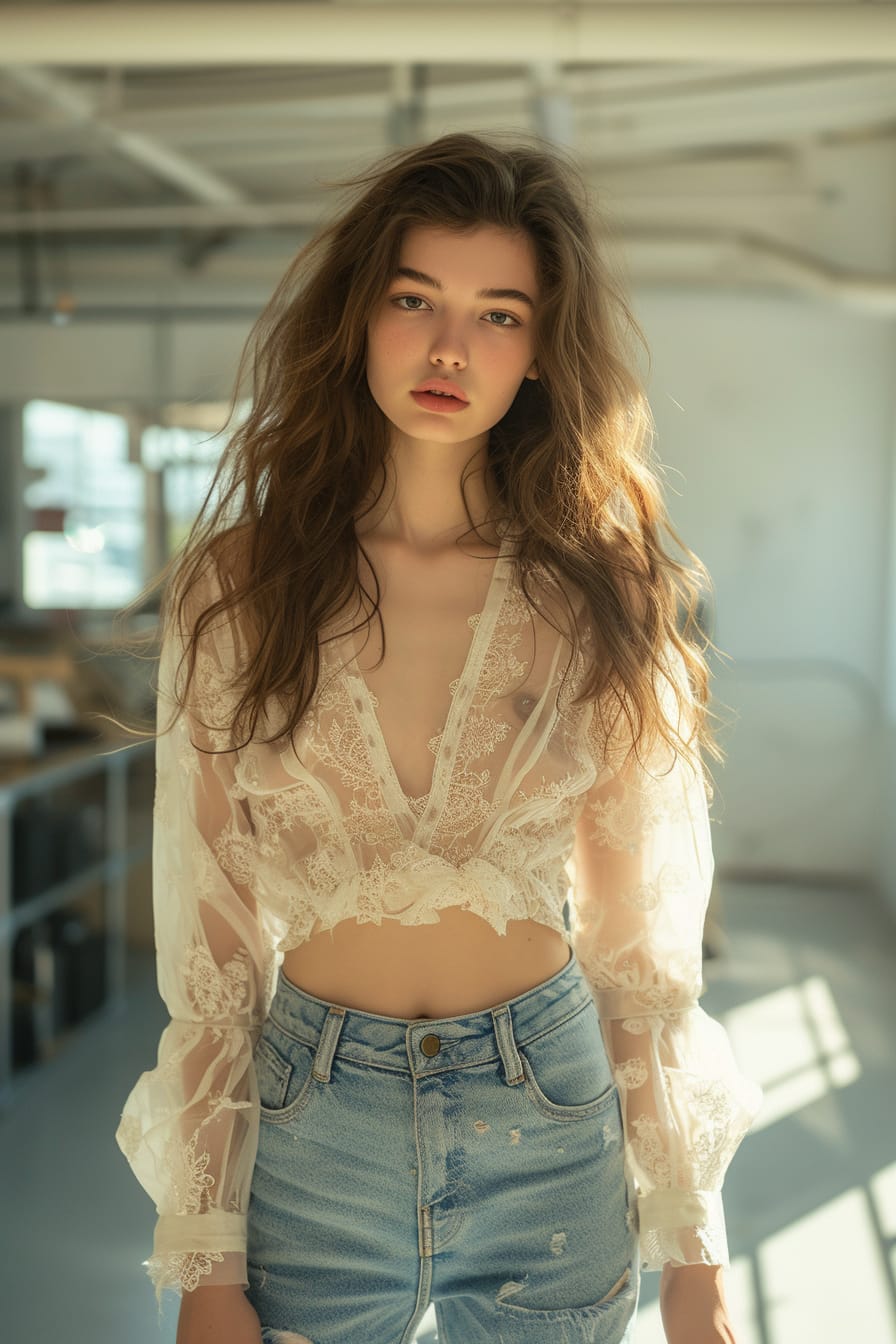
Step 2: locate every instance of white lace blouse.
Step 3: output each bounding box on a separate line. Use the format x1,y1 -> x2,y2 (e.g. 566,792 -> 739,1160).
116,529 -> 761,1296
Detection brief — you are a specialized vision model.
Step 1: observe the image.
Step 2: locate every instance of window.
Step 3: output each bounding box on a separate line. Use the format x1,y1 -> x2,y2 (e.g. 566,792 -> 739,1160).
22,400 -> 144,610
141,423 -> 230,557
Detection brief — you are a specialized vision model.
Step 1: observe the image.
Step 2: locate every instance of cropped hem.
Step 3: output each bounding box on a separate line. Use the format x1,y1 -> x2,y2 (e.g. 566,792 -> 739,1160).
636,1188 -> 730,1271
148,1213 -> 249,1297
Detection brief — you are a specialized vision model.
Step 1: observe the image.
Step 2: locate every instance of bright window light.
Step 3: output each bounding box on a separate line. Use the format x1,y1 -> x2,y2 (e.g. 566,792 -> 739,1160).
141,422 -> 230,470
140,422 -> 232,557
23,531 -> 141,609
22,399 -> 145,609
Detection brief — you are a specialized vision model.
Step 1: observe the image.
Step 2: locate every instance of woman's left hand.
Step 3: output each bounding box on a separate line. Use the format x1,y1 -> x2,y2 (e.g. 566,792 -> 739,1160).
659,1262 -> 737,1344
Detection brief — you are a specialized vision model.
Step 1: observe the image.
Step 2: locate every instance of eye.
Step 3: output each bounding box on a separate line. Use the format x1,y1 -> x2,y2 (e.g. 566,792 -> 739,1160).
485,311 -> 522,328
392,294 -> 431,312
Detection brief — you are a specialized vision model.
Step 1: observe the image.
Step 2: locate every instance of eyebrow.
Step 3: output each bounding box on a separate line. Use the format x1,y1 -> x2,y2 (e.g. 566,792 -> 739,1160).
393,265 -> 535,310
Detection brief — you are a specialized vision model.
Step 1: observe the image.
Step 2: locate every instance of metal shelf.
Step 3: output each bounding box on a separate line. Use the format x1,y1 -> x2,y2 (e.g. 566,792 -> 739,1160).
0,844 -> 152,940
0,738 -> 154,1099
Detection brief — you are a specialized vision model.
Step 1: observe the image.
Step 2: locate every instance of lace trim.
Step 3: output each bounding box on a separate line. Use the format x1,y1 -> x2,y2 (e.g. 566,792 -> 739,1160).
615,1057 -> 649,1090
218,566 -> 590,947
638,1223 -> 729,1273
636,1190 -> 730,1271
183,944 -> 250,1019
188,648 -> 241,751
116,1113 -> 142,1163
629,1067 -> 760,1193
584,772 -> 689,850
170,1131 -> 217,1215
146,1249 -> 225,1295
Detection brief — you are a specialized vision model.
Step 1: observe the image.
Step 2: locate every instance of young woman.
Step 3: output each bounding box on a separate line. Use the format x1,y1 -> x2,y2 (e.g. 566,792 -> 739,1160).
117,132 -> 761,1344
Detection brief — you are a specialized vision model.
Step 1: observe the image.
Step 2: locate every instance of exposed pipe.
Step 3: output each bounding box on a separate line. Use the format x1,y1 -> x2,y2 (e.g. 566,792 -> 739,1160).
0,66 -> 246,206
625,225 -> 896,316
0,200 -> 320,232
728,231 -> 896,316
386,64 -> 426,147
12,163 -> 41,315
0,5 -> 894,66
529,63 -> 575,149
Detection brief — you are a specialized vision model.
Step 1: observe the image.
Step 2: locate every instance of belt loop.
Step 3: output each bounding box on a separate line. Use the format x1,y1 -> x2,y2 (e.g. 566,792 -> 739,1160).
491,1005 -> 525,1086
311,1007 -> 345,1082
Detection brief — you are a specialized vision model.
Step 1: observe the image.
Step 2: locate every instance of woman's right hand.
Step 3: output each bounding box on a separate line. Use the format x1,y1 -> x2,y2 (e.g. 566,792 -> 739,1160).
176,1283 -> 264,1344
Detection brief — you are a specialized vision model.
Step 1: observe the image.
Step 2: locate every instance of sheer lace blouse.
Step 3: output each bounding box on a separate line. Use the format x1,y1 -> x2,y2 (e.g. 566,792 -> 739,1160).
116,528 -> 761,1296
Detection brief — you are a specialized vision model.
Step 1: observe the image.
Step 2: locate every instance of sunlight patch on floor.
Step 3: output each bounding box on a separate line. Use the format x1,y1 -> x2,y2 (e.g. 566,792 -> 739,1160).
635,1173 -> 896,1344
760,1184 -> 895,1339
722,975 -> 861,1132
870,1161 -> 896,1298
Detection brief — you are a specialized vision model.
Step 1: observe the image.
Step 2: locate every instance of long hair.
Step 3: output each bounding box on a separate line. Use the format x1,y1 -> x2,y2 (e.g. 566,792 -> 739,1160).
159,131 -> 725,779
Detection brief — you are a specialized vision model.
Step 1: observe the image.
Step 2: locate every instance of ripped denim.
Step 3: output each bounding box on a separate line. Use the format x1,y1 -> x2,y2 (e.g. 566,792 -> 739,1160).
246,950 -> 639,1344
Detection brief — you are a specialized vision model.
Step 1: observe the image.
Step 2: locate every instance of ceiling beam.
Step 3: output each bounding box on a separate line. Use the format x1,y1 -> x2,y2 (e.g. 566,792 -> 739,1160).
0,5 -> 894,67
0,169 -> 823,235
0,66 -> 248,206
0,200 -> 322,233
1,68 -> 893,170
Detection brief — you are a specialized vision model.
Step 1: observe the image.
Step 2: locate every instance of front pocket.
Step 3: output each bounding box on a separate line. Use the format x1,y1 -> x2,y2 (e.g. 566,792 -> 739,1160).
521,1058 -> 620,1121
518,998 -> 617,1119
254,1026 -> 318,1124
254,1037 -> 291,1111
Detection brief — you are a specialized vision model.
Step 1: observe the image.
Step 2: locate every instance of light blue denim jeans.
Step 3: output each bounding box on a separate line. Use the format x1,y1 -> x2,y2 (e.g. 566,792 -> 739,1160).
245,948 -> 640,1344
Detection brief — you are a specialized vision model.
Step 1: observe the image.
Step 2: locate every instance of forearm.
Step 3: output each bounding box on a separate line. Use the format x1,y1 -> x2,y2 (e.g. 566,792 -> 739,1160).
176,1283 -> 264,1344
659,1263 -> 737,1344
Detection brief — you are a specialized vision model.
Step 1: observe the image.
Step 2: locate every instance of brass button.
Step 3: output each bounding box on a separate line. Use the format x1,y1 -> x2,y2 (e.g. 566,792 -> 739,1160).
420,1033 -> 442,1057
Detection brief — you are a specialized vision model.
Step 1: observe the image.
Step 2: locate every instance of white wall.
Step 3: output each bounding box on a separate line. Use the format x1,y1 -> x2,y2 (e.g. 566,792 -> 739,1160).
640,290 -> 895,889
634,133 -> 896,911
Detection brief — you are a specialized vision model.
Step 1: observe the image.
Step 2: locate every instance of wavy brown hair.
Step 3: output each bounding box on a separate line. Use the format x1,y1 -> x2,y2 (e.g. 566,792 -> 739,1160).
158,130 -> 725,781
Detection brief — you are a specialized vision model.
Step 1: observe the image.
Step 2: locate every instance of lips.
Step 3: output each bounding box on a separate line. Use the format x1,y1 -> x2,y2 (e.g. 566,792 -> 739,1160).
410,389 -> 468,414
412,379 -> 469,404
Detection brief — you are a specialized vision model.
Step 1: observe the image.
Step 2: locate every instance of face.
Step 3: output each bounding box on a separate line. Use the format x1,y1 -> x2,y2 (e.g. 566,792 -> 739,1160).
365,224 -> 539,451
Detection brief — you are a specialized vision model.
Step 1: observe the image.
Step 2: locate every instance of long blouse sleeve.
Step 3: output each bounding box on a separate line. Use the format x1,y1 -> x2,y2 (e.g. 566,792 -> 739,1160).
115,581 -> 279,1297
570,643 -> 762,1271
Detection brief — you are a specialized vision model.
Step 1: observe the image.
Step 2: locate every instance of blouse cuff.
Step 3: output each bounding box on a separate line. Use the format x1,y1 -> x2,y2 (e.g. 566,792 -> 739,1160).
636,1188 -> 729,1271
149,1212 -> 248,1296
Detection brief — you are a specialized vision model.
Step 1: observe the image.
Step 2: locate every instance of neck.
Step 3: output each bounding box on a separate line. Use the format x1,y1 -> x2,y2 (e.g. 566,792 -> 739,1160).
356,433 -> 500,552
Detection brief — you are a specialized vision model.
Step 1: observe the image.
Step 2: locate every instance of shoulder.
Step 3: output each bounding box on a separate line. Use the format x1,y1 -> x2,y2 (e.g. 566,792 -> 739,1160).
164,525 -> 257,667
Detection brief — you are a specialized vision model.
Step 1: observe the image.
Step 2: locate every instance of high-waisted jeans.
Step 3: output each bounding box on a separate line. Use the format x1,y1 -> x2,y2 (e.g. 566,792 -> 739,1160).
245,948 -> 640,1344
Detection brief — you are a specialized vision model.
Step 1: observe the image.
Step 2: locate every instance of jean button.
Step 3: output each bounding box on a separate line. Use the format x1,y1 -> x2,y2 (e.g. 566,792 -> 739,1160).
420,1033 -> 442,1057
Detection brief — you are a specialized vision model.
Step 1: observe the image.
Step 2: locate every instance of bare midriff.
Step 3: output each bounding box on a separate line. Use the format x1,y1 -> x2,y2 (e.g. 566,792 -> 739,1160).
280,904 -> 571,1020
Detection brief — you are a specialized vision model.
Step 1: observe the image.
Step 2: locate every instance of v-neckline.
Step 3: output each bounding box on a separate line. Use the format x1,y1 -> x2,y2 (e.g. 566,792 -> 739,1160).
337,528 -> 514,844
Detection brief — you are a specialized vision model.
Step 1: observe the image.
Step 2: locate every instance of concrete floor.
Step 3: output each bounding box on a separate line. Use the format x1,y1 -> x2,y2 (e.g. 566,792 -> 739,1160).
1,877 -> 894,1343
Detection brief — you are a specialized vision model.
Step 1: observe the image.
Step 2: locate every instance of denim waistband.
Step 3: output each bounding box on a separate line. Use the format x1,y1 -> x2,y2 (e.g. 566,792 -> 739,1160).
266,948 -> 594,1080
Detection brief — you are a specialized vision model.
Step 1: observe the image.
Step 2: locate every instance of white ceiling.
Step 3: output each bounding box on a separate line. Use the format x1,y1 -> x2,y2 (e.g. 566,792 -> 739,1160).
1,1 -> 895,319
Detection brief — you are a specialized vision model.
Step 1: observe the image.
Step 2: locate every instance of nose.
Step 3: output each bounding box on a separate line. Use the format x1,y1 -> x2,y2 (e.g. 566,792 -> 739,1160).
429,318 -> 467,370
